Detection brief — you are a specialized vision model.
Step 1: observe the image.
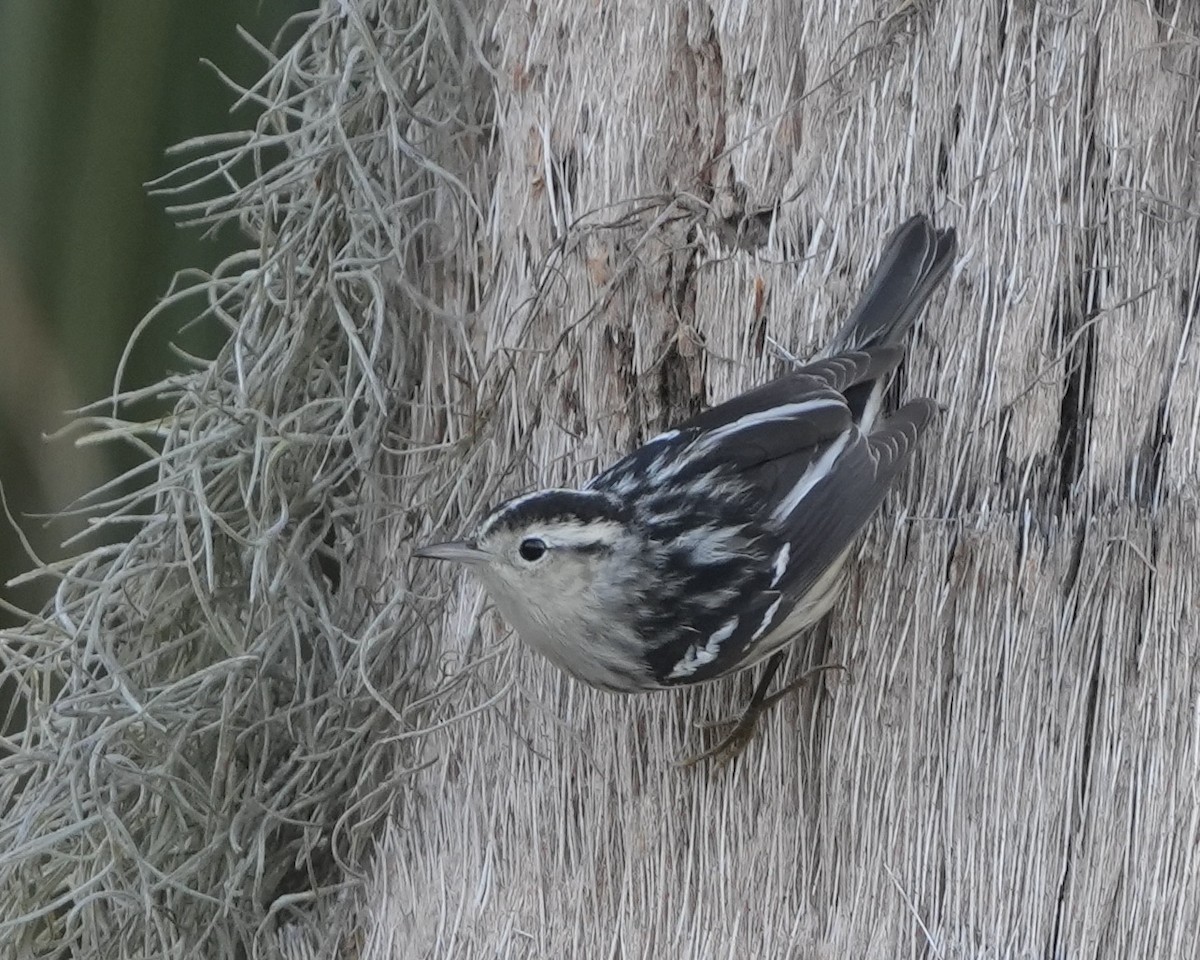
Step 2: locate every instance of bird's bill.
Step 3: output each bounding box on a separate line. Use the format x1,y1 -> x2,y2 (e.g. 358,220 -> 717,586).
413,540 -> 489,565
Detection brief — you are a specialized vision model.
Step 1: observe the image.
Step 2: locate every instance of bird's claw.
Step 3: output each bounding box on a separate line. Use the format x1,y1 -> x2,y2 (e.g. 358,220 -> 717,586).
676,710 -> 764,767
675,661 -> 848,768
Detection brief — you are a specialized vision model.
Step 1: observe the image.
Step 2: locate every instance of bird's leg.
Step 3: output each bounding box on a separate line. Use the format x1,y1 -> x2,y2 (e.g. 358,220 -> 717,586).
688,649 -> 787,733
677,651 -> 847,767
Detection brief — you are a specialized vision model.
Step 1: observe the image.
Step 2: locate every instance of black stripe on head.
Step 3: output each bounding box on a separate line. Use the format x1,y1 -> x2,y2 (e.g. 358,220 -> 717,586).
478,488 -> 633,539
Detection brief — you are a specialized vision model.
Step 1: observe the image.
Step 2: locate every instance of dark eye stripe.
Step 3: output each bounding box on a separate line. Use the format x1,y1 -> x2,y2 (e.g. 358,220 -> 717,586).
567,541 -> 614,556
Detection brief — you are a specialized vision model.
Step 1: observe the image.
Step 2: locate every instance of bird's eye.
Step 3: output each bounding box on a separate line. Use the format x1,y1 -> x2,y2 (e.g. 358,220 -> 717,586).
518,537 -> 547,562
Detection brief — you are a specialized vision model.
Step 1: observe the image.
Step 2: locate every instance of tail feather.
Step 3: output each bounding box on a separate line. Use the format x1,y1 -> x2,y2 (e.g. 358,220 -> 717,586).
866,399 -> 941,472
830,214 -> 957,353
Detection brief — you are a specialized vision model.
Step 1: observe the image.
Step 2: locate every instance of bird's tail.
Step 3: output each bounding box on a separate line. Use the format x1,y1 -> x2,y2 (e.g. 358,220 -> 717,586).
829,214 -> 957,354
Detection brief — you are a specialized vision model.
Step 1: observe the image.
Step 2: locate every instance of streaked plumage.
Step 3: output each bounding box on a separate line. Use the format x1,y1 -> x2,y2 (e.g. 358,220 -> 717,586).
417,215 -> 957,758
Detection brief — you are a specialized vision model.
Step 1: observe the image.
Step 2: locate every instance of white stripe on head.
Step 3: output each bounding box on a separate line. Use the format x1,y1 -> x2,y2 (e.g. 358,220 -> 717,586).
478,487 -> 629,542
543,519 -> 626,549
475,489 -> 567,540
769,430 -> 853,523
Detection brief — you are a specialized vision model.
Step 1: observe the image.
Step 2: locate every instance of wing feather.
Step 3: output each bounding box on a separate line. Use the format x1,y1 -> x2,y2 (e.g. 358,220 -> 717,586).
588,378 -> 852,493
797,347 -> 903,394
772,399 -> 938,603
671,375 -> 844,435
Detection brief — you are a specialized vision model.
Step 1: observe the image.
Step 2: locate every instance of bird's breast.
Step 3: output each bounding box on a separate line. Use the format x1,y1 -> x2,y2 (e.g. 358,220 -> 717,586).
489,585 -> 654,694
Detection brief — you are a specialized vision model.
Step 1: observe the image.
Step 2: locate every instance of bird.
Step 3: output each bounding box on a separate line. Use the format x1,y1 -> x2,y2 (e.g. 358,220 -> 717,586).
416,214 -> 957,764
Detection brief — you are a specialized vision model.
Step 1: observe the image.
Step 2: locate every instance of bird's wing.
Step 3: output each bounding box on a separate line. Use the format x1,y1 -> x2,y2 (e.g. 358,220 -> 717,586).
767,399 -> 938,604
644,578 -> 794,686
639,401 -> 937,688
797,347 -> 904,394
671,372 -> 843,434
587,374 -> 853,493
590,340 -> 920,495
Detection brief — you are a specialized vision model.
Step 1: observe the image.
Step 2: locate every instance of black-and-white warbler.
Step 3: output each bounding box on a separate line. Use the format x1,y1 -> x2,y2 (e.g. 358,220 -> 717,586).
417,215 -> 956,762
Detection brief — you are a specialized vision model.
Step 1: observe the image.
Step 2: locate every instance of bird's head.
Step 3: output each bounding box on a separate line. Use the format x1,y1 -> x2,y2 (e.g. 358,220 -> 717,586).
415,489 -> 647,685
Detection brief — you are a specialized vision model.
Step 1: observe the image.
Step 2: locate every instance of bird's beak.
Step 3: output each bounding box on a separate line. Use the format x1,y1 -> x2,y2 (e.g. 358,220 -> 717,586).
413,540 -> 489,565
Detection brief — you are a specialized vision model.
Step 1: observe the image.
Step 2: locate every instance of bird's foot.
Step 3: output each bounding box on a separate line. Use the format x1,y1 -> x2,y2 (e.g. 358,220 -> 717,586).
676,662 -> 847,768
